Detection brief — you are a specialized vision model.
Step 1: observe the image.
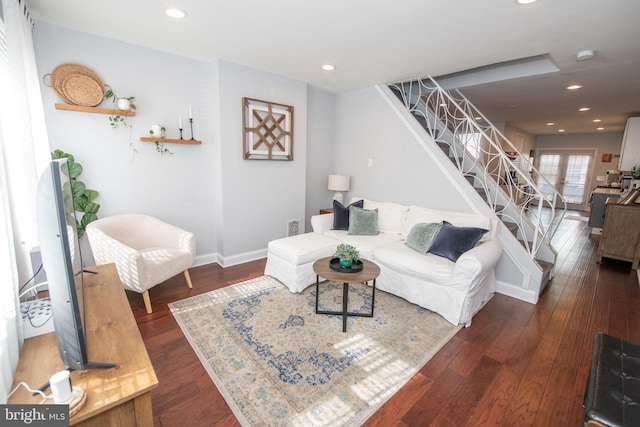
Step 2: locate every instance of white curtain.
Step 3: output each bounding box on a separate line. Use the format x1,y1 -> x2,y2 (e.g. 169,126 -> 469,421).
0,0 -> 51,402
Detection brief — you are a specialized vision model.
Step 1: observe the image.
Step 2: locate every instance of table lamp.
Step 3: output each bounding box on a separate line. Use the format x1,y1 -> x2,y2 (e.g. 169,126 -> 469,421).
328,175 -> 350,203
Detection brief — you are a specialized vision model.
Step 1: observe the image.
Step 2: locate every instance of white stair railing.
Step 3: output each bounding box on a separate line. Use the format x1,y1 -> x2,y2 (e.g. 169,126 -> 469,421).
388,77 -> 566,258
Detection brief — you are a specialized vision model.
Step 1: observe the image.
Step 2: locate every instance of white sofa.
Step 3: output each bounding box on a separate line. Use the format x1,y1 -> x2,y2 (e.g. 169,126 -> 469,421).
264,198 -> 503,326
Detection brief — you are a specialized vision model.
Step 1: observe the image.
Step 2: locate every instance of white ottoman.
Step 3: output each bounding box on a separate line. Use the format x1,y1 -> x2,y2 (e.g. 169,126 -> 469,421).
264,232 -> 340,293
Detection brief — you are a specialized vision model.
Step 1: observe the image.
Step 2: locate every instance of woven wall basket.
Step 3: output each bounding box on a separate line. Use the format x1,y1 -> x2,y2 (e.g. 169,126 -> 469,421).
44,63 -> 106,107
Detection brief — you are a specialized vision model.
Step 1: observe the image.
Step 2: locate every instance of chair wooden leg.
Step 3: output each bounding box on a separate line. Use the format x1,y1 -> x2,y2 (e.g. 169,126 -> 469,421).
184,270 -> 193,289
142,290 -> 153,314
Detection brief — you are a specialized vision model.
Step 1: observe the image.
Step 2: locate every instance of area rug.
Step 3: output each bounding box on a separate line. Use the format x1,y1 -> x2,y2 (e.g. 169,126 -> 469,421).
169,276 -> 460,426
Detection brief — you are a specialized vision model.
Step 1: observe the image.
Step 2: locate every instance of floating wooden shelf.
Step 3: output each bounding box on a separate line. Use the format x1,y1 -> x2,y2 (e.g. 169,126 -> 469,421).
140,137 -> 201,145
55,103 -> 136,116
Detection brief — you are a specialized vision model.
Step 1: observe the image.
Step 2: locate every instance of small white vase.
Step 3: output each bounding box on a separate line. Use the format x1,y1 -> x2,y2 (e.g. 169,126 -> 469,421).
116,98 -> 131,110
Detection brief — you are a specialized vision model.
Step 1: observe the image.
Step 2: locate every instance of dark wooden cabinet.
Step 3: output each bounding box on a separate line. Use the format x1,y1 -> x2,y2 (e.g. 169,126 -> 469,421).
597,200 -> 640,269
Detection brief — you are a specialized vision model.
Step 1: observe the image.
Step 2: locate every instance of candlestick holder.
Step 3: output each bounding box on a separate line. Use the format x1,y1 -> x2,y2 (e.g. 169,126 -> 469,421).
179,128 -> 183,140
189,118 -> 195,140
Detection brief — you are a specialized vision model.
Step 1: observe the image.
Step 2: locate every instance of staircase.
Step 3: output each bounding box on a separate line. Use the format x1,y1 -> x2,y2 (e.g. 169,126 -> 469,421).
383,77 -> 566,300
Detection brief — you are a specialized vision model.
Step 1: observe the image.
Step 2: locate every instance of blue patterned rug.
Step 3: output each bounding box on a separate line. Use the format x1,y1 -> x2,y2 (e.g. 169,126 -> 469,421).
169,276 -> 459,426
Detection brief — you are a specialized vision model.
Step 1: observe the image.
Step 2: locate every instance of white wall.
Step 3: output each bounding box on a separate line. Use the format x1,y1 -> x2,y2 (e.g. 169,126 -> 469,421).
333,87 -> 473,212
33,22 -> 217,266
33,22 -> 309,267
305,87 -> 336,230
216,60 -> 308,264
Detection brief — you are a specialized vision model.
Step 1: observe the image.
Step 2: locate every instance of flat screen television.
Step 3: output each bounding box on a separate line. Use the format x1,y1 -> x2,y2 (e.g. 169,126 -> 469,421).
36,159 -> 114,374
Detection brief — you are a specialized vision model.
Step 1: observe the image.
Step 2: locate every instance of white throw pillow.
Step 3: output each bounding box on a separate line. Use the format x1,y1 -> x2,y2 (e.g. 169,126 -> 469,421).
350,197 -> 408,235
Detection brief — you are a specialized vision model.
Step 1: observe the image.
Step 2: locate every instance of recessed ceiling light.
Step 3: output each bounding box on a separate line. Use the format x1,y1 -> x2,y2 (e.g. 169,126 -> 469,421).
558,129 -> 565,132
516,0 -> 538,4
593,119 -> 602,123
322,64 -> 335,71
597,127 -> 604,131
546,122 -> 555,126
165,8 -> 186,19
579,107 -> 590,112
566,84 -> 582,90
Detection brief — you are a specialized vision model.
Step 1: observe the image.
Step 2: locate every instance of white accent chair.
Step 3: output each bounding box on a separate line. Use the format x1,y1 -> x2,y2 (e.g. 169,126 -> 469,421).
86,214 -> 196,314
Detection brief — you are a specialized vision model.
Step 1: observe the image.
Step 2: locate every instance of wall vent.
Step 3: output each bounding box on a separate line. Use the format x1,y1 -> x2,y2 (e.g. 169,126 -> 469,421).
287,219 -> 301,237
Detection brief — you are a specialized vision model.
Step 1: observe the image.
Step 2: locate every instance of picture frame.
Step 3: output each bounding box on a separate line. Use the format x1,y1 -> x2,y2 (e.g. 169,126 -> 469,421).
242,97 -> 294,160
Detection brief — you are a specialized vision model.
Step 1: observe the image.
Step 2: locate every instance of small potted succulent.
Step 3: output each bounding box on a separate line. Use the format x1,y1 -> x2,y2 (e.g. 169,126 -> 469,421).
335,243 -> 359,268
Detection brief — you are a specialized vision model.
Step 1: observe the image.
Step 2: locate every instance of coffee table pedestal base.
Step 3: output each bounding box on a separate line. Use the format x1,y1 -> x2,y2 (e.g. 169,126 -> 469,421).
315,278 -> 376,333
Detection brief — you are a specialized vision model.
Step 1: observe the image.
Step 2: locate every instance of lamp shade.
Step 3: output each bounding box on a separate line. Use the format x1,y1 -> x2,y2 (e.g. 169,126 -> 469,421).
328,175 -> 350,192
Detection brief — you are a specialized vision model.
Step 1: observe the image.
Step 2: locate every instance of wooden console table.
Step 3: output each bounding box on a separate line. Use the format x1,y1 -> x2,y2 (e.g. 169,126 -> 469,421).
9,263 -> 158,426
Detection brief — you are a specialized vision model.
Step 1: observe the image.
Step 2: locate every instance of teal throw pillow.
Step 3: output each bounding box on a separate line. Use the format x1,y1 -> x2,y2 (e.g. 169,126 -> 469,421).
348,206 -> 379,235
406,222 -> 442,253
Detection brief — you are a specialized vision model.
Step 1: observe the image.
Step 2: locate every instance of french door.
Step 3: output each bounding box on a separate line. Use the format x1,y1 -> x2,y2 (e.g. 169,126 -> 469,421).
535,149 -> 594,210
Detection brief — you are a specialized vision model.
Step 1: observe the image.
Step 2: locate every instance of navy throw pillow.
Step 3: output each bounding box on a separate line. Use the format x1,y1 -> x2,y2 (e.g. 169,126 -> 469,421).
332,199 -> 363,230
428,221 -> 488,262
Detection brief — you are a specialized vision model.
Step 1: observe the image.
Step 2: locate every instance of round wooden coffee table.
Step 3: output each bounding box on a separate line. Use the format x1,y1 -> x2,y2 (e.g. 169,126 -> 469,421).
312,256 -> 380,332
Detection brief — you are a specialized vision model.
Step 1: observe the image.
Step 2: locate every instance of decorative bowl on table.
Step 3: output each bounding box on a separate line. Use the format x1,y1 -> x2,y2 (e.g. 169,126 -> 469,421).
329,257 -> 363,273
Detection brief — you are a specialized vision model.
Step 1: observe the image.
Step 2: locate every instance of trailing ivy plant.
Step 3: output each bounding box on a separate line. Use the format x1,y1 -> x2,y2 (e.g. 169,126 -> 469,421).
105,89 -> 136,128
105,89 -> 137,160
149,126 -> 173,155
51,149 -> 100,238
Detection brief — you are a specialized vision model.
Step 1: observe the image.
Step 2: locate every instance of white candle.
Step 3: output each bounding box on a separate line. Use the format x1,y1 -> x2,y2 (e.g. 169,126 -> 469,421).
189,107 -> 192,119
179,117 -> 182,129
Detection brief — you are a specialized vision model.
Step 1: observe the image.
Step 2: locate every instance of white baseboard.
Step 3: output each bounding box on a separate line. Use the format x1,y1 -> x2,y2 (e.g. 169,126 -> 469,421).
220,248 -> 267,267
495,280 -> 538,304
194,253 -> 220,267
194,249 -> 267,269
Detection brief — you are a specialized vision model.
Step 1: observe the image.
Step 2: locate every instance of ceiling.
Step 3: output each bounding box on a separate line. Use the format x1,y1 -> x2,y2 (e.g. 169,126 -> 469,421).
26,0 -> 640,136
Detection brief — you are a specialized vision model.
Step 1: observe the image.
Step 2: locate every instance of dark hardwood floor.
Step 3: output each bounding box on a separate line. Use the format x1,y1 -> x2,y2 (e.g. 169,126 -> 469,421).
130,214 -> 640,426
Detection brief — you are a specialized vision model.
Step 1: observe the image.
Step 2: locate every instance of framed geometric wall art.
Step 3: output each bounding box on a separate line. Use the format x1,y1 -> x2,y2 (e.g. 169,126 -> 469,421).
242,97 -> 294,160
